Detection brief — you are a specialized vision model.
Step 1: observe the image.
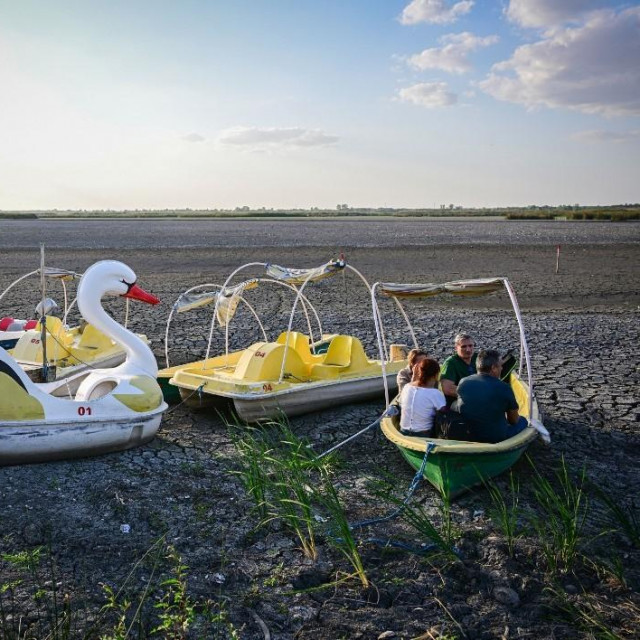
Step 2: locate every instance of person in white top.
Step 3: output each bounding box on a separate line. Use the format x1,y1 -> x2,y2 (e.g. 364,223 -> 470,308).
399,357 -> 446,436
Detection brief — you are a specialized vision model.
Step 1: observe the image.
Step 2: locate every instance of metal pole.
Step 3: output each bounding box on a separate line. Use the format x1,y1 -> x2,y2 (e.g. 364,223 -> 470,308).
39,244 -> 49,381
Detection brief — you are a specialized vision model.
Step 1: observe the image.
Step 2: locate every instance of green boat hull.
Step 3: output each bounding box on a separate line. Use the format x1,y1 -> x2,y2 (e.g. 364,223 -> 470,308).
397,441 -> 531,499
158,376 -> 182,403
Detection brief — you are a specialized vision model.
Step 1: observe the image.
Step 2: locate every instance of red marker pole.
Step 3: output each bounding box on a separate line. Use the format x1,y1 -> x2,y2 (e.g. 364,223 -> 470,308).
555,244 -> 561,274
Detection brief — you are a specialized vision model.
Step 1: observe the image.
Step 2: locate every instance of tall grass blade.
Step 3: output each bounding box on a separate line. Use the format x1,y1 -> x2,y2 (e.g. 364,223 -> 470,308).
485,472 -> 521,557
528,456 -> 588,574
318,473 -> 369,588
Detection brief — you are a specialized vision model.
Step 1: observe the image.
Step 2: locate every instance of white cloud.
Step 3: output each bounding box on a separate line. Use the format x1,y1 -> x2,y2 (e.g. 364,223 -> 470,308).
506,0 -> 606,29
398,82 -> 458,108
408,32 -> 499,74
218,126 -> 339,149
400,0 -> 474,25
183,133 -> 205,142
571,129 -> 640,143
480,8 -> 640,116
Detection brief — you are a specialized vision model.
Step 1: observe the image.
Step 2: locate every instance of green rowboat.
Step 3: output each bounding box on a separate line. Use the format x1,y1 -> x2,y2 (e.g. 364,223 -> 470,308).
381,374 -> 541,499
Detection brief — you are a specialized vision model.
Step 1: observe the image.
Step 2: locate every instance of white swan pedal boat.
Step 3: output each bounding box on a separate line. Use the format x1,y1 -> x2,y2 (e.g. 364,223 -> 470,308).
0,261 -> 167,465
1,262 -> 150,396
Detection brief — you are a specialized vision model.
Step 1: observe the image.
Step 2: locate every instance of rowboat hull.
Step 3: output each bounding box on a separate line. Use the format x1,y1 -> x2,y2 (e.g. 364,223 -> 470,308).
0,409 -> 164,466
381,374 -> 541,498
395,434 -> 536,498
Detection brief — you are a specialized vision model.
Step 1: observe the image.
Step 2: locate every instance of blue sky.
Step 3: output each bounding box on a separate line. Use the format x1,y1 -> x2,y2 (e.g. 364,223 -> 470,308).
1,0 -> 638,209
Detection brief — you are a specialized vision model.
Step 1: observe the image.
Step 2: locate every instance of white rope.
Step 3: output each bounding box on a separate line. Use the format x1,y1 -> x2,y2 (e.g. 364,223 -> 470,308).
502,278 -> 535,419
317,405 -> 398,459
371,282 -> 391,407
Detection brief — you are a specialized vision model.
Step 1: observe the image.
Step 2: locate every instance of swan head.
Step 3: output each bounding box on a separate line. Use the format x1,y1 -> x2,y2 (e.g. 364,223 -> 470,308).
78,261 -> 160,305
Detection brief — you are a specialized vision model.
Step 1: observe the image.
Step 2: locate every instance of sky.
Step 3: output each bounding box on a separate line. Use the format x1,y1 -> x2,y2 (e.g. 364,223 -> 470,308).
0,0 -> 639,210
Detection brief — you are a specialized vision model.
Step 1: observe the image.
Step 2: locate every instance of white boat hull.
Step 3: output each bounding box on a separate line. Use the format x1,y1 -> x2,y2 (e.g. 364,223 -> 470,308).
230,372 -> 399,422
0,409 -> 164,466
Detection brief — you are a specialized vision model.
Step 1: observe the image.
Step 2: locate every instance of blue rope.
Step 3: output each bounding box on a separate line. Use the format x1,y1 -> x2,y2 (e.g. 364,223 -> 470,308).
349,442 -> 436,530
325,440 -> 462,558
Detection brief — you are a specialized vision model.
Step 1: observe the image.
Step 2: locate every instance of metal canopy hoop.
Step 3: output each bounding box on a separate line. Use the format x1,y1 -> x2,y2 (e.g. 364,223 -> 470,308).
200,261 -> 330,370
164,283 -> 268,369
281,261 -> 380,384
371,277 -> 534,415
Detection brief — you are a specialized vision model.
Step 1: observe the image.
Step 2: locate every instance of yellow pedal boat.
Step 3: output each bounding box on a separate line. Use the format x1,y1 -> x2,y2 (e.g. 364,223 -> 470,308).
170,331 -> 405,422
162,258 -> 408,421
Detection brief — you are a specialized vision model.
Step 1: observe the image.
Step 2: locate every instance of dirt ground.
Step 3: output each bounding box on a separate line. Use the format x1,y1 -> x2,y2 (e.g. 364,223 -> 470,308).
0,220 -> 639,639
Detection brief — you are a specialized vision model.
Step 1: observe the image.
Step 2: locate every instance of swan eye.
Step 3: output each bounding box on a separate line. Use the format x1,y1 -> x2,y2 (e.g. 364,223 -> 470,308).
121,278 -> 134,292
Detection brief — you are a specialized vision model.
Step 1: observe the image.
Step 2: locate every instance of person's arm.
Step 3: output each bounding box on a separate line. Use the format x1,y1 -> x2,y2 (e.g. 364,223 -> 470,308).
506,408 -> 520,425
439,357 -> 458,398
505,386 -> 520,424
397,367 -> 411,393
440,378 -> 458,398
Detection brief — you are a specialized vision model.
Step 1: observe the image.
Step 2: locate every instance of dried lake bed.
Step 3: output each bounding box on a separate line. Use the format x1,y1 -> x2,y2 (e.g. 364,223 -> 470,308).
0,218 -> 638,639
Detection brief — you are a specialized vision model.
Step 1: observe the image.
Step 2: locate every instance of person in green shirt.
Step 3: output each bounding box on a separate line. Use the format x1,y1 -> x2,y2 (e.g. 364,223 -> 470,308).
440,332 -> 477,405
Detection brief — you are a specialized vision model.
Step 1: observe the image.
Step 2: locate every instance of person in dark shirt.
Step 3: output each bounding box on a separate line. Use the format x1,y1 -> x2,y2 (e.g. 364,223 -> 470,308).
440,333 -> 477,405
451,349 -> 528,444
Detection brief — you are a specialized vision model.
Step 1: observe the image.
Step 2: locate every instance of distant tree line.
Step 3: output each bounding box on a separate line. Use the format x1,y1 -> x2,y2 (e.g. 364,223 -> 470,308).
1,204 -> 639,221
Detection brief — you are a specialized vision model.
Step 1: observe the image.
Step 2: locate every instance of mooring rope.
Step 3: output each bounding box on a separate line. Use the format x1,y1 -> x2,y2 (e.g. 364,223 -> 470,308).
362,537 -> 440,555
348,442 -> 435,530
316,405 -> 399,460
163,383 -> 206,416
326,441 -> 461,557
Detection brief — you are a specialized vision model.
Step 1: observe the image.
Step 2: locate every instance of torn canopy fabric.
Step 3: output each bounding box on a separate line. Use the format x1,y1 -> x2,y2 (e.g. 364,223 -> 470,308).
175,279 -> 258,326
379,278 -> 504,298
265,259 -> 345,286
39,267 -> 81,281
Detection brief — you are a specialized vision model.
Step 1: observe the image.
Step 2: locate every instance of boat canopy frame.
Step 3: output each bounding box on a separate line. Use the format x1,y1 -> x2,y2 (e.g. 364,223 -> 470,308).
196,259 -> 387,385
370,277 -> 535,418
164,278 -> 323,369
0,267 -> 81,326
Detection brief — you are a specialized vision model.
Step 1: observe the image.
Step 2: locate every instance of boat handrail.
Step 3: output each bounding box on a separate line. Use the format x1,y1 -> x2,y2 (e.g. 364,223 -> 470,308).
1,269 -> 73,333
205,262 -> 267,364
